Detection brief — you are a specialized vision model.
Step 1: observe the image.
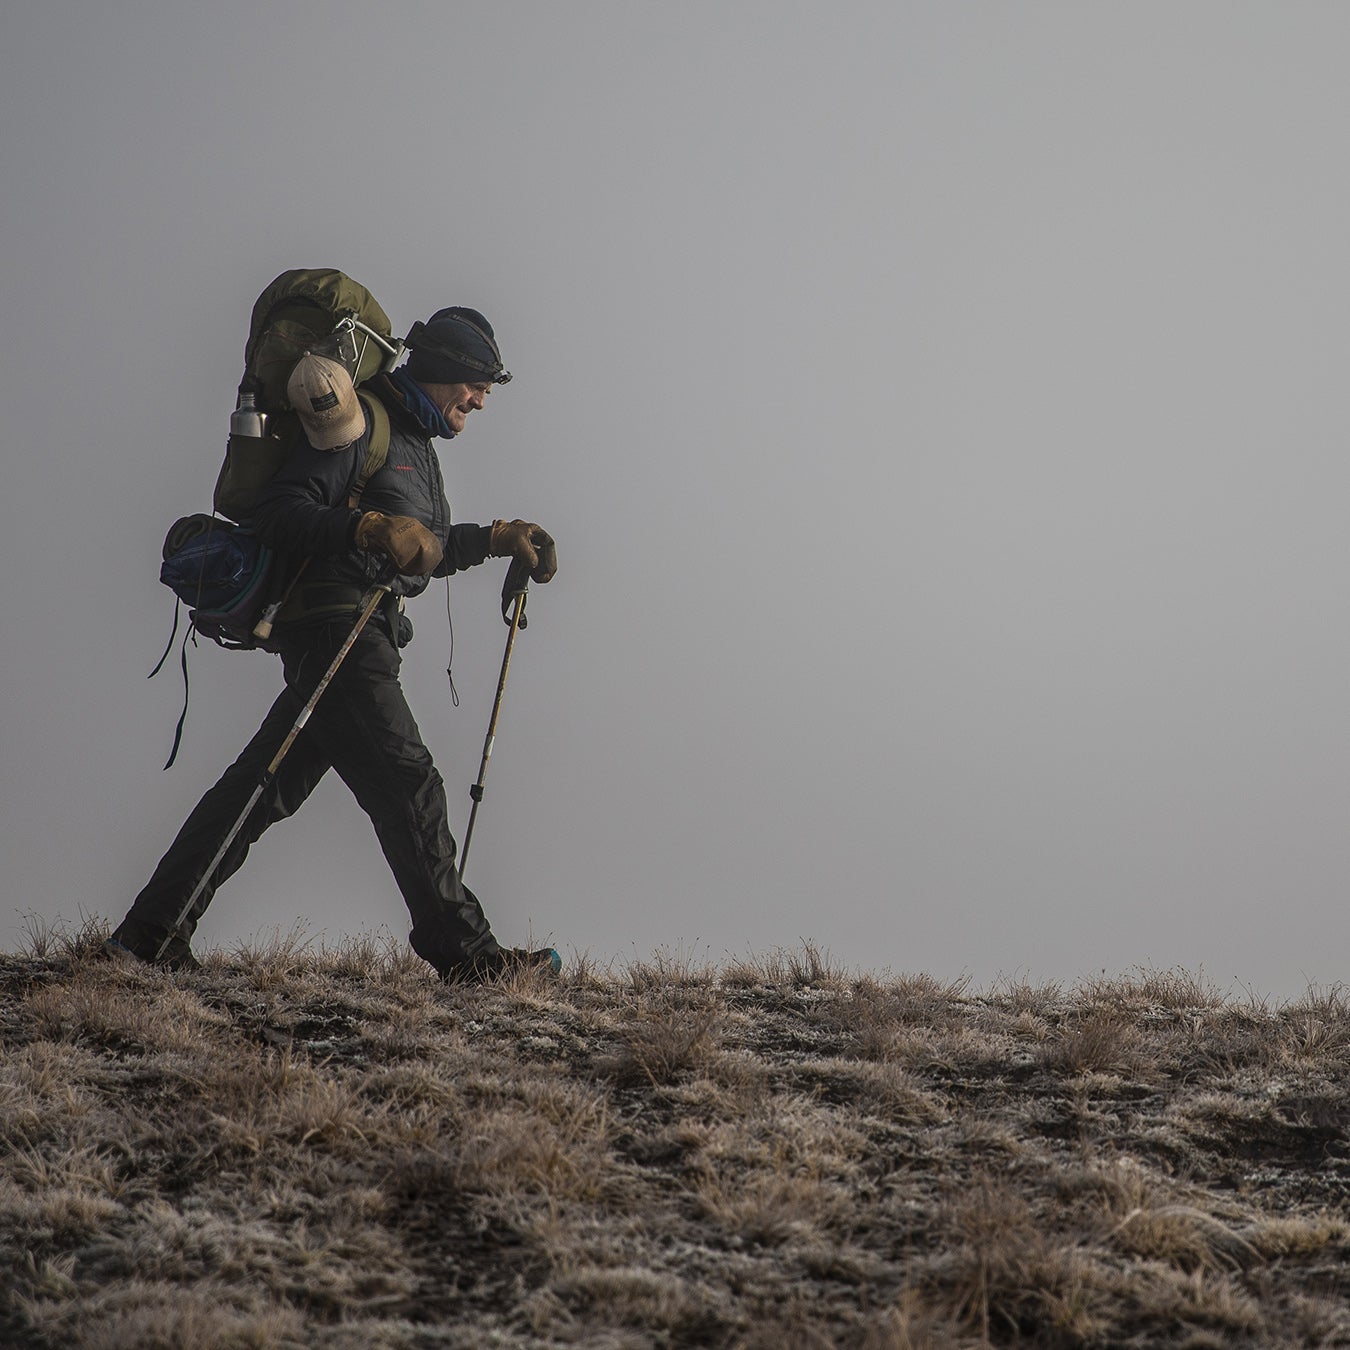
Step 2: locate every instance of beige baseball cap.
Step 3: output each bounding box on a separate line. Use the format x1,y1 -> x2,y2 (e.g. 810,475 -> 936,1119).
286,352 -> 365,449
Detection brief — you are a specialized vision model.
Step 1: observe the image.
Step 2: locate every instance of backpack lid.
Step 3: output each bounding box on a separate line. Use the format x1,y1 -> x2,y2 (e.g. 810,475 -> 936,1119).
243,269 -> 395,410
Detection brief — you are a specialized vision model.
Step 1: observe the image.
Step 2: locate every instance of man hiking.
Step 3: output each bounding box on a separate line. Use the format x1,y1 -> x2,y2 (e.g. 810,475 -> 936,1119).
108,307 -> 559,982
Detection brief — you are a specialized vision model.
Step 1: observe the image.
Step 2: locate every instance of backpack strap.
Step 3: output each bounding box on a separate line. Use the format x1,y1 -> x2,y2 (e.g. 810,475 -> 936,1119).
347,391 -> 391,508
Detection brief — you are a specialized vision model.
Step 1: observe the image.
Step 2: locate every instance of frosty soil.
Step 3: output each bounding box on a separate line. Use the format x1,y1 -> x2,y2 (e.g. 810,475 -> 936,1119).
3,928 -> 1350,1347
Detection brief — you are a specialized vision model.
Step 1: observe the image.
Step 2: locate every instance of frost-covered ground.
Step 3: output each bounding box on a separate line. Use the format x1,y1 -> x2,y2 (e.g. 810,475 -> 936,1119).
3,926 -> 1349,1348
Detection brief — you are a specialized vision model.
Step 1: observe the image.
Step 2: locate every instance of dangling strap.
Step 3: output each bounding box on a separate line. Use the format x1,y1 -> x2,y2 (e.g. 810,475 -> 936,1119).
161,624 -> 198,771
444,576 -> 460,708
148,596 -> 195,769
148,597 -> 182,678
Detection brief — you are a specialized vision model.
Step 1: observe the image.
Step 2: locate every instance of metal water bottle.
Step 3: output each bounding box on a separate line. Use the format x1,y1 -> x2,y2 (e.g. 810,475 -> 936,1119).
230,390 -> 268,439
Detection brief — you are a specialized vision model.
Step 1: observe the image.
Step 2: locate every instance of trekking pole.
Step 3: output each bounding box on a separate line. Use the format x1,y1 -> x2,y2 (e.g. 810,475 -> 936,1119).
459,585 -> 527,880
155,569 -> 396,960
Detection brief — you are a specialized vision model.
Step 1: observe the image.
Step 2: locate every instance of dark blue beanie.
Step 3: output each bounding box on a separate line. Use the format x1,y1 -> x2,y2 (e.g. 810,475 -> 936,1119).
404,307 -> 512,384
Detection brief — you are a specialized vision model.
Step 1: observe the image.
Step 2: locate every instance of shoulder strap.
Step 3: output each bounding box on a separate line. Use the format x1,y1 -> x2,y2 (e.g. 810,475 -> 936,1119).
347,391 -> 392,508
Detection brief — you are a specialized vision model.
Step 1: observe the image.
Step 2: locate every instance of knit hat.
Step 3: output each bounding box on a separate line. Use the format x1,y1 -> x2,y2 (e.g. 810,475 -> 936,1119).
286,353 -> 365,449
404,307 -> 512,385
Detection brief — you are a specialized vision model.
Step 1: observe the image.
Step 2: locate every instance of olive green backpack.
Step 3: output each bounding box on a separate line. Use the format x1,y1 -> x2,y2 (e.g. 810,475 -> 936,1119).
213,268 -> 403,523
154,270 -> 410,766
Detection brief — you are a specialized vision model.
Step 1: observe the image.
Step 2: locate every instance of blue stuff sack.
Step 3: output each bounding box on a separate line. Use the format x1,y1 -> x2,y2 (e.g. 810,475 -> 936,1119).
160,514 -> 274,647
151,514 -> 279,769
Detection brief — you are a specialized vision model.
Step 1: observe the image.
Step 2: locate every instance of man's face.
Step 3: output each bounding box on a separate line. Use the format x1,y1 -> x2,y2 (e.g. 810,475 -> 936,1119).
421,381 -> 491,436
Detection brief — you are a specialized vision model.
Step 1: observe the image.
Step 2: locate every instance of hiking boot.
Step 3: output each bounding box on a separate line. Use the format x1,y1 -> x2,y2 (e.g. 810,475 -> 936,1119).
441,946 -> 562,984
105,918 -> 202,973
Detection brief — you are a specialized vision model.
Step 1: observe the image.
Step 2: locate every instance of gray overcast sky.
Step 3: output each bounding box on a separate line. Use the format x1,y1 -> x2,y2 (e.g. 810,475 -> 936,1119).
2,2 -> 1348,997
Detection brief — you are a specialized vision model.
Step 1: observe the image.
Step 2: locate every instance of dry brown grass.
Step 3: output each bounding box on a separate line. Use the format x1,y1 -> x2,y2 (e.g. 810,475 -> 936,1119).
2,927 -> 1350,1348
1040,1011 -> 1145,1077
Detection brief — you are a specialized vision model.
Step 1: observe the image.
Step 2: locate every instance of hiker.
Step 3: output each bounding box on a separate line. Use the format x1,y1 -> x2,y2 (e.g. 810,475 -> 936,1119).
108,308 -> 558,981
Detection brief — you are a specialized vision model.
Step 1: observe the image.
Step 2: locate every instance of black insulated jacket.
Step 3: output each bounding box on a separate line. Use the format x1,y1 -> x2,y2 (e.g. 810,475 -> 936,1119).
251,384 -> 492,615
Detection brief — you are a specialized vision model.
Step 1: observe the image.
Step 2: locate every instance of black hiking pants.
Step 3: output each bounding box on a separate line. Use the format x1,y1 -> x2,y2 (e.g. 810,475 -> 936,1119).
123,615 -> 498,973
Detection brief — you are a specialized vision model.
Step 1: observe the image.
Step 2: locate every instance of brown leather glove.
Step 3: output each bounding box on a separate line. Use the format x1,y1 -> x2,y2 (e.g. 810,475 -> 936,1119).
488,518 -> 557,583
354,512 -> 444,576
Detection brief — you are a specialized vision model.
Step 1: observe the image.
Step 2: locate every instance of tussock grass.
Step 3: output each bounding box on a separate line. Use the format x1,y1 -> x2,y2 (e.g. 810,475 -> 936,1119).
1075,964 -> 1230,1013
2,928 -> 1350,1347
1041,1012 -> 1145,1077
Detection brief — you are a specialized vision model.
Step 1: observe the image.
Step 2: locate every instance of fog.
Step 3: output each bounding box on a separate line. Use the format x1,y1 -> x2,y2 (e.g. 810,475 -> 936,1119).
3,3 -> 1348,996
